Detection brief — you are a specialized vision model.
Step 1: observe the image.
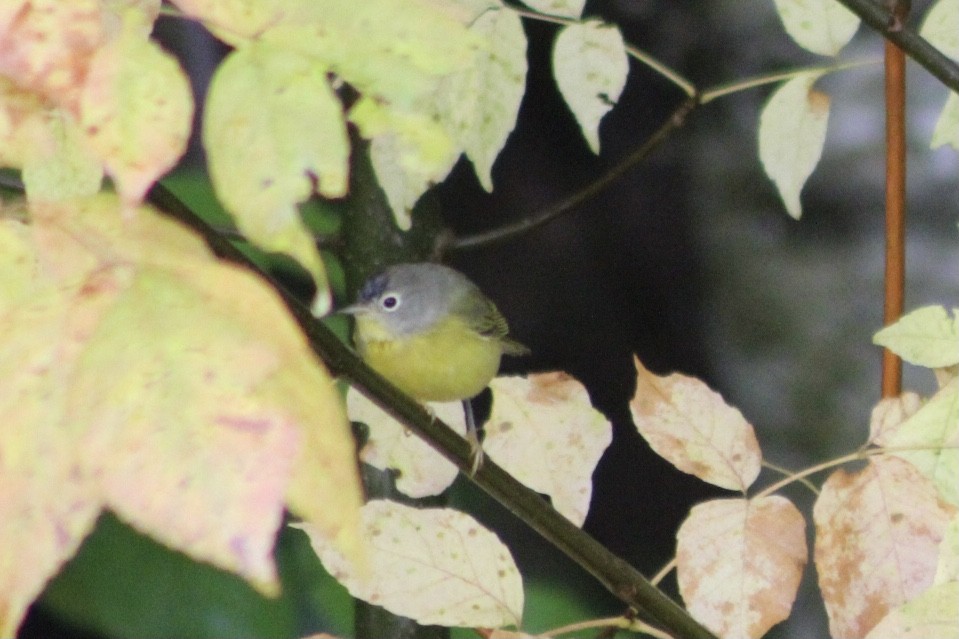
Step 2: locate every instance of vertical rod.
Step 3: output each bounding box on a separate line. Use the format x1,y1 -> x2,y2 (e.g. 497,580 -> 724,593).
882,5 -> 909,398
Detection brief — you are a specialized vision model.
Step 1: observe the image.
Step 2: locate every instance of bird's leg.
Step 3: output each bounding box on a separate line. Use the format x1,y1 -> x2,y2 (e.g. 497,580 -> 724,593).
462,398 -> 484,475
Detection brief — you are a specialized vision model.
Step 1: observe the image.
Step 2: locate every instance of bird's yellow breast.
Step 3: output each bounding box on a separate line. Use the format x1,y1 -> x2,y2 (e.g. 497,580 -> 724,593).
353,315 -> 503,402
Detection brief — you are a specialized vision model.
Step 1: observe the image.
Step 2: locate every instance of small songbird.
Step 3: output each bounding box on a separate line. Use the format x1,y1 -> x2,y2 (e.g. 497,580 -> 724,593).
342,262 -> 528,468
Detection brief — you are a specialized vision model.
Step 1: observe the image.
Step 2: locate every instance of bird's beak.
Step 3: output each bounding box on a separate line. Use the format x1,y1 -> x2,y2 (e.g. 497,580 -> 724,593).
337,303 -> 367,316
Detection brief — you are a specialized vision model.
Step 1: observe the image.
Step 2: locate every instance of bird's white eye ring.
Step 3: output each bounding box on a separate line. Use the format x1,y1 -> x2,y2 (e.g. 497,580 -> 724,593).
380,293 -> 401,311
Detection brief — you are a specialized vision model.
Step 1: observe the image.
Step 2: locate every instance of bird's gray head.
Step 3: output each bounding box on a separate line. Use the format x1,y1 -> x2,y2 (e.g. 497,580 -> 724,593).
349,263 -> 478,336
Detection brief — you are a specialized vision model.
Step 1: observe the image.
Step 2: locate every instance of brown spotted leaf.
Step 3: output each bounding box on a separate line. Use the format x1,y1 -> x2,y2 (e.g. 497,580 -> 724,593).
630,356 -> 761,491
814,456 -> 956,639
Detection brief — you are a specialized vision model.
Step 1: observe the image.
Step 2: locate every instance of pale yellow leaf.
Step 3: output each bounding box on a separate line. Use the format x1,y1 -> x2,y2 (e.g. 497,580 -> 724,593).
257,0 -> 479,106
439,4 -> 527,192
931,91 -> 959,151
758,71 -> 830,219
169,0 -> 287,46
0,194 -> 362,634
676,496 -> 807,639
864,581 -> 959,639
873,379 -> 959,505
354,98 -> 458,230
869,392 -> 922,444
203,40 -> 344,313
630,357 -> 761,491
552,20 -> 628,154
773,0 -> 860,56
80,30 -> 192,203
518,0 -> 584,19
874,305 -> 959,368
935,514 -> 959,584
347,387 -> 464,498
22,107 -> 102,201
920,0 -> 959,59
814,456 -> 957,639
300,500 -> 524,629
484,373 -> 612,527
0,219 -> 101,638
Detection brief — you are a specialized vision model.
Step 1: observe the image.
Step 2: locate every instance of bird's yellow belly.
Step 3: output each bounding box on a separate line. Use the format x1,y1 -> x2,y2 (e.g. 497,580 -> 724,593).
355,317 -> 502,402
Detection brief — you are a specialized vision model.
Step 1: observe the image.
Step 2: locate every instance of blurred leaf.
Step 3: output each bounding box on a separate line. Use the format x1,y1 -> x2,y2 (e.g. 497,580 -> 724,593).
676,496 -> 807,639
872,380 -> 959,505
772,0 -> 859,56
0,194 -> 362,634
864,581 -> 959,639
517,0 -> 584,19
552,20 -> 628,154
630,356 -> 762,491
79,29 -> 192,203
485,373 -> 612,527
814,456 -> 956,639
930,91 -> 959,151
299,500 -> 524,630
873,305 -> 959,369
203,40 -> 346,315
920,0 -> 959,59
758,71 -> 830,220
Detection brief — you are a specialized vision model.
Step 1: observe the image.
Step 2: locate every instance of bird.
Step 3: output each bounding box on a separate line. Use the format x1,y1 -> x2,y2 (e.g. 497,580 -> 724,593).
342,262 -> 529,471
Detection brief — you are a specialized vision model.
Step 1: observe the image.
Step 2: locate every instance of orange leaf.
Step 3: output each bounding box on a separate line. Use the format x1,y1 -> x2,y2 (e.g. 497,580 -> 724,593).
630,356 -> 761,491
676,496 -> 807,639
814,456 -> 957,639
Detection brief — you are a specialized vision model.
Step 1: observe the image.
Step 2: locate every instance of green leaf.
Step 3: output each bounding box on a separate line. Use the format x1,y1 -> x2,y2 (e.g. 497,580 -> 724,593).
873,305 -> 959,368
920,0 -> 959,60
518,0 -> 585,19
931,91 -> 959,151
552,20 -> 628,154
758,71 -> 830,220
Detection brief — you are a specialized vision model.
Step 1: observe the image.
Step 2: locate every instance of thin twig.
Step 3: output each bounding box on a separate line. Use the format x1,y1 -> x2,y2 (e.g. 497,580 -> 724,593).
447,95 -> 699,253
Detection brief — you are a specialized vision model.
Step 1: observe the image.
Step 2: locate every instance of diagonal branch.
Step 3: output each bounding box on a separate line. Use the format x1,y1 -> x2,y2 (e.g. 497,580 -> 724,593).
834,0 -> 959,92
148,182 -> 718,639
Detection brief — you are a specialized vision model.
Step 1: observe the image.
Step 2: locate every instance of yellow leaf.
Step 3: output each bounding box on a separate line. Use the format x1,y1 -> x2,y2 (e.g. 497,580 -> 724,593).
676,496 -> 807,639
630,356 -> 761,491
0,219 -> 101,639
299,500 -> 524,629
864,582 -> 959,639
347,387 -> 464,499
0,194 -> 362,633
80,30 -> 193,203
22,106 -> 103,201
814,456 -> 957,639
485,373 -> 612,526
203,40 -> 345,312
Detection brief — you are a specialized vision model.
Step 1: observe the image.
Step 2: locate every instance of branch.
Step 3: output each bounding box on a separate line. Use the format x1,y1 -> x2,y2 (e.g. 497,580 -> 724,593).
147,183 -> 717,639
446,95 -> 699,253
834,0 -> 959,93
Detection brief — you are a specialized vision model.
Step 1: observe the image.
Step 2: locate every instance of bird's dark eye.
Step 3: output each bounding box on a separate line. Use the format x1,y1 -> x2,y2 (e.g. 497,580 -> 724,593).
380,293 -> 400,311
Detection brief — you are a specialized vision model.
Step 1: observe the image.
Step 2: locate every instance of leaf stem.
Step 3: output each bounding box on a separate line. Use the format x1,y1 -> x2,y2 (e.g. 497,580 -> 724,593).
700,58 -> 879,103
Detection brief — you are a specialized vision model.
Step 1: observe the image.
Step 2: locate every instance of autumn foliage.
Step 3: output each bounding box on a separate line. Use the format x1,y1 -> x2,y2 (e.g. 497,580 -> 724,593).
1,0 -> 957,638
